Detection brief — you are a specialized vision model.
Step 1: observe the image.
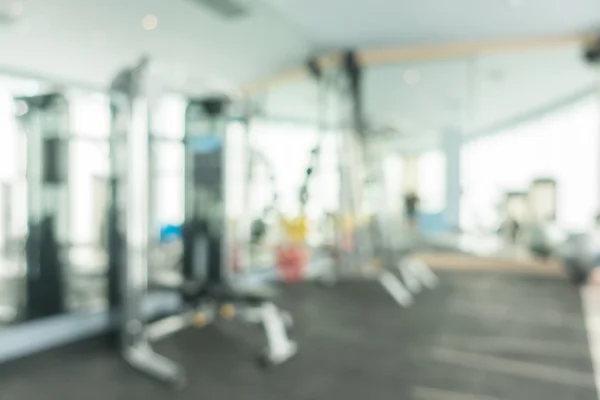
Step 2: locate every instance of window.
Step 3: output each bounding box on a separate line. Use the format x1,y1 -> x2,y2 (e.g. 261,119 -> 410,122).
418,150 -> 446,214
461,96 -> 599,233
69,91 -> 110,244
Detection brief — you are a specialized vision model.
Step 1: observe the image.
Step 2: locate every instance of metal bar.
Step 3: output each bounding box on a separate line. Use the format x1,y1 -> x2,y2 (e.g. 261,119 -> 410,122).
146,312 -> 194,342
378,271 -> 414,308
110,90 -> 187,387
122,97 -> 150,347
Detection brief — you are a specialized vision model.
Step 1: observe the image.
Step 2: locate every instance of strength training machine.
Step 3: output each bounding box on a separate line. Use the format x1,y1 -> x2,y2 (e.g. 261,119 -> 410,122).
108,58 -> 296,389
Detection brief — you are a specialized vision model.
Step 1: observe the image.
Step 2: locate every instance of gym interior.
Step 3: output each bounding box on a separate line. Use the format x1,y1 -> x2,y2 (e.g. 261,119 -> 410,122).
1,1 -> 600,399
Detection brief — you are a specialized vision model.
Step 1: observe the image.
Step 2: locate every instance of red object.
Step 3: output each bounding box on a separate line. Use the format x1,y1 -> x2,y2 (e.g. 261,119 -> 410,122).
276,245 -> 307,283
589,268 -> 600,285
231,245 -> 241,273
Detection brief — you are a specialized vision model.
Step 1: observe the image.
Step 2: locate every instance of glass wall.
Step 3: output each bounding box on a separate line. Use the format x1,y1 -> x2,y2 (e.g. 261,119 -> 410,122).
150,94 -> 186,233
461,96 -> 600,233
418,150 -> 446,214
0,87 -> 22,274
381,154 -> 404,216
69,91 -> 110,245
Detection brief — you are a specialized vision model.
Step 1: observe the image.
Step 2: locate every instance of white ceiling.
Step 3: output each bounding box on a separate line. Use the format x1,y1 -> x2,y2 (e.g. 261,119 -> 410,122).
0,0 -> 597,153
0,0 -> 311,91
262,0 -> 600,49
0,0 -> 597,91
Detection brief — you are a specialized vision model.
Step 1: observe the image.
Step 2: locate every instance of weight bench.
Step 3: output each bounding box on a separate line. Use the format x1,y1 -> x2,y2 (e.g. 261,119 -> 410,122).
152,218 -> 297,367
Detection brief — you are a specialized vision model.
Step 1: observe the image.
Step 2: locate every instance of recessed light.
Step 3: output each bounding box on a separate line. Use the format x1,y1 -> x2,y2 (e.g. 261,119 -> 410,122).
141,14 -> 158,30
15,100 -> 28,116
404,69 -> 420,85
9,1 -> 24,17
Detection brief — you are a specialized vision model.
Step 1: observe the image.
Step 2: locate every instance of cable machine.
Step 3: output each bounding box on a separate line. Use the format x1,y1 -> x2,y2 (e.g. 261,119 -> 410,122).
17,93 -> 70,320
302,52 -> 438,304
108,59 -> 186,387
181,96 -> 297,367
108,59 -> 297,388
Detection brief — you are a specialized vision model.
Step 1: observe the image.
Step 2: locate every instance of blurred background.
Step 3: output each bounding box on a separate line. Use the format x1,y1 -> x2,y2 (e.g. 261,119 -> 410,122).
1,0 -> 600,399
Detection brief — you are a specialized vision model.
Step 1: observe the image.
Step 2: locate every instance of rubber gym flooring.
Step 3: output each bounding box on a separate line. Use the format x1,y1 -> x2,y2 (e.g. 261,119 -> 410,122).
0,271 -> 597,400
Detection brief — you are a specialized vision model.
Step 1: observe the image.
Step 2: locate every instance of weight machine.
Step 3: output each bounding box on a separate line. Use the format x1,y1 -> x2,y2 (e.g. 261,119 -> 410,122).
178,96 -> 296,366
16,93 -> 70,320
108,60 -> 296,389
302,52 -> 438,304
107,69 -> 186,386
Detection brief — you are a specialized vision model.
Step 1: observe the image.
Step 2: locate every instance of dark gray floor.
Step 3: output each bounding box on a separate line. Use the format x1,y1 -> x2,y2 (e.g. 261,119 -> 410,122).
0,271 -> 597,400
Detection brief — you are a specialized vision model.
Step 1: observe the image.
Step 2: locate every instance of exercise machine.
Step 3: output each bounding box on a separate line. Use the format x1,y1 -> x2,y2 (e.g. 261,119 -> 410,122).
108,59 -> 187,387
303,53 -> 438,304
16,93 -> 70,320
108,59 -> 296,389
179,96 -> 297,366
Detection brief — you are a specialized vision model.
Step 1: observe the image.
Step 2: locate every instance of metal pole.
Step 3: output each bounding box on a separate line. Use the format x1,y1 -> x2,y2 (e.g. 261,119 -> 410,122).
122,96 -> 149,348
110,58 -> 185,387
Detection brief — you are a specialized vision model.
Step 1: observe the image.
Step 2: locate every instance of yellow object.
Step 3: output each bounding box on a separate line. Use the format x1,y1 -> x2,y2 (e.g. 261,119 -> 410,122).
281,216 -> 309,242
372,258 -> 383,270
192,312 -> 208,328
342,215 -> 355,232
220,304 -> 236,319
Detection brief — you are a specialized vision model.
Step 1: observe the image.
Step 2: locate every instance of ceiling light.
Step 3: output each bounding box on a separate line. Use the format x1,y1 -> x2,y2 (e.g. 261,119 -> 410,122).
141,14 -> 158,30
14,100 -> 28,116
9,1 -> 24,17
404,69 -> 420,85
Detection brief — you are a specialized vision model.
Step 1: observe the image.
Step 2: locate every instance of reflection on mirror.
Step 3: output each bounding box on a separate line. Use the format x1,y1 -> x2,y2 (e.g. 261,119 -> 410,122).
0,88 -> 26,326
0,88 -> 114,325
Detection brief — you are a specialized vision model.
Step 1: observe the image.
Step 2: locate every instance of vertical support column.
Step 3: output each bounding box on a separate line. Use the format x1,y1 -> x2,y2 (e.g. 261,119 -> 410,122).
122,97 -> 150,347
109,58 -> 185,387
107,100 -> 125,313
443,128 -> 462,231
